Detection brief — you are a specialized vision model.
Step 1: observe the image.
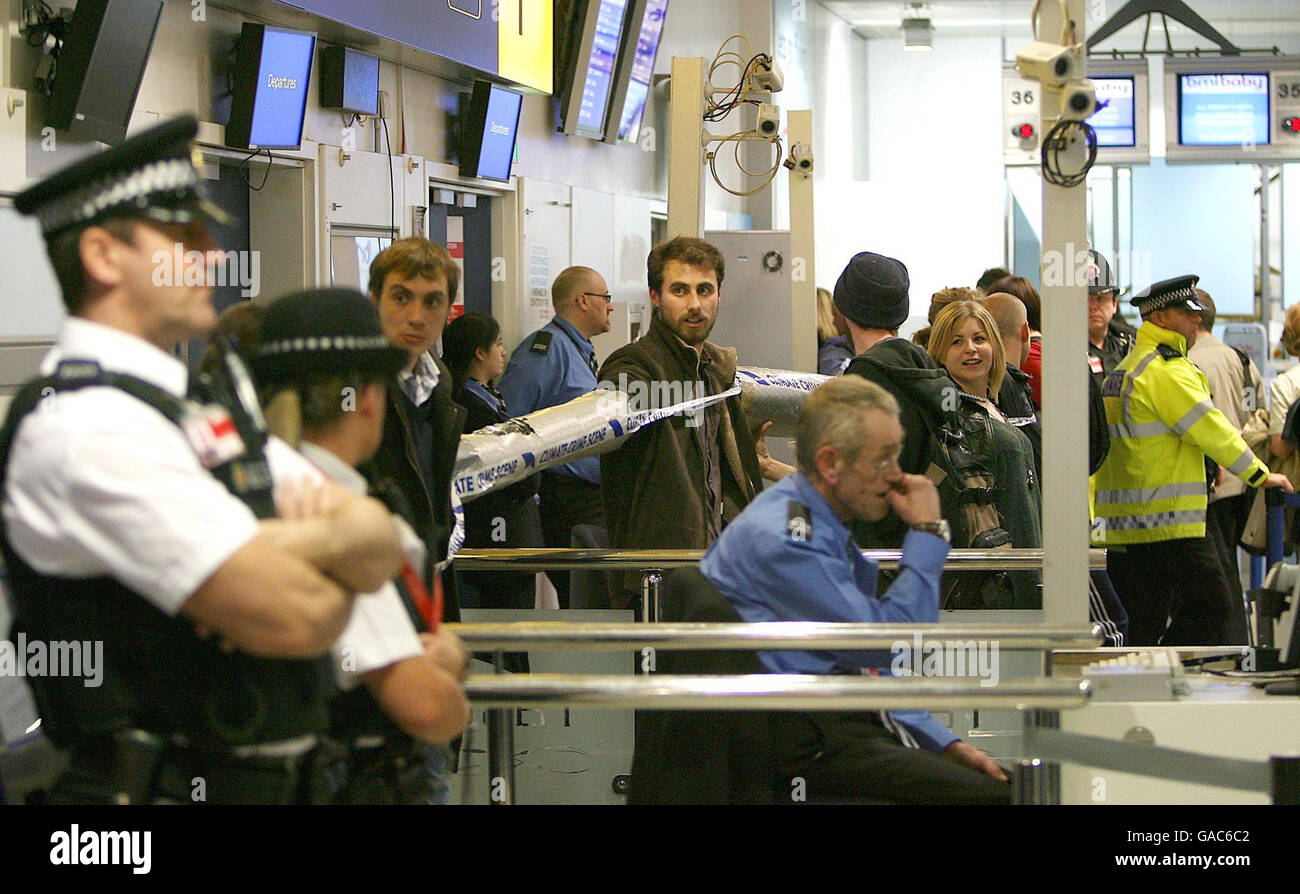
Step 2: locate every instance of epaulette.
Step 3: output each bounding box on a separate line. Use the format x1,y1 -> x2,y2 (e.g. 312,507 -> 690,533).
529,331 -> 553,355
786,501 -> 813,543
1156,343 -> 1183,361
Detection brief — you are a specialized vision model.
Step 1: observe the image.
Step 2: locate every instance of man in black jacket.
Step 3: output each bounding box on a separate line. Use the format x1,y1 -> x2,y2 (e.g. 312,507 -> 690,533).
365,238 -> 467,624
981,291 -> 1041,479
599,237 -> 767,611
1086,249 -> 1136,386
837,252 -> 951,547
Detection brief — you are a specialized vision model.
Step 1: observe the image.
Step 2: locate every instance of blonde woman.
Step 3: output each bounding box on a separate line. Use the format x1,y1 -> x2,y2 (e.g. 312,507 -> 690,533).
928,301 -> 1041,607
816,287 -> 854,375
927,300 -> 1008,418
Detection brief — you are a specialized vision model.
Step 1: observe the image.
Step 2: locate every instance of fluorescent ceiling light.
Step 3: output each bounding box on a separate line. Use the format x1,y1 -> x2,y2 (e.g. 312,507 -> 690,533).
902,16 -> 932,50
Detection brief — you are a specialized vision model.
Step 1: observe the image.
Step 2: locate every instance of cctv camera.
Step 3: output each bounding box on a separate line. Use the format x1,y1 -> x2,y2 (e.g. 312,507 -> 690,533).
757,103 -> 780,138
1015,41 -> 1079,87
752,57 -> 784,93
1060,81 -> 1097,121
787,141 -> 813,173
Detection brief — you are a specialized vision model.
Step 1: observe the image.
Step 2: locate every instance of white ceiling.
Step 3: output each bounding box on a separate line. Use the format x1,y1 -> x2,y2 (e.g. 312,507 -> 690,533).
822,0 -> 1300,44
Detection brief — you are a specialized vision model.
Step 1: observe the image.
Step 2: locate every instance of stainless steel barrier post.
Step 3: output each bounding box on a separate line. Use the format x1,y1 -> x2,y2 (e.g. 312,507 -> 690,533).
641,569 -> 663,624
1023,708 -> 1061,804
1272,754 -> 1300,805
1013,759 -> 1050,805
1266,487 -> 1286,571
486,650 -> 515,805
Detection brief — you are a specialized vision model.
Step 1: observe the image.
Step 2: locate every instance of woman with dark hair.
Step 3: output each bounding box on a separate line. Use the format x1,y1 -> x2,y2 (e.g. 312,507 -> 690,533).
442,312 -> 544,619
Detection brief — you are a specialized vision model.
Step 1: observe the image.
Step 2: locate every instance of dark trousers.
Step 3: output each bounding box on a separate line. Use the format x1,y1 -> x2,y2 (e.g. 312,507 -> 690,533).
1107,535 -> 1235,646
538,473 -> 606,607
770,712 -> 1010,805
1205,494 -> 1252,644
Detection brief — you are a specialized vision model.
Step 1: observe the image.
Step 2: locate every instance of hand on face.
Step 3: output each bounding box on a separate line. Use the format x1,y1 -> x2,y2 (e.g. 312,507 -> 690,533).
884,474 -> 942,526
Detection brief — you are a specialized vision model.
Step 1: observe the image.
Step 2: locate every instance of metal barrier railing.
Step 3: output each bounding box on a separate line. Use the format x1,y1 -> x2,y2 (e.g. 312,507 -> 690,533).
454,546 -> 1109,571
449,622 -> 1102,652
456,621 -> 1099,805
454,547 -> 1107,621
460,672 -> 1300,805
464,674 -> 1092,711
450,549 -> 1109,805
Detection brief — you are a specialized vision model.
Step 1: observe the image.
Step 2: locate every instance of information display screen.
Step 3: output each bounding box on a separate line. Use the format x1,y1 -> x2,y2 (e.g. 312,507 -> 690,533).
476,84 -> 523,181
248,28 -> 316,149
576,0 -> 629,136
616,0 -> 669,143
1178,72 -> 1270,147
1088,76 -> 1136,148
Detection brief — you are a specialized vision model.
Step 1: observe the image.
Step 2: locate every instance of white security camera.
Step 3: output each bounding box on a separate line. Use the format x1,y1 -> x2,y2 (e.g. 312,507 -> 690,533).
1015,41 -> 1079,87
1060,81 -> 1097,121
752,57 -> 784,93
786,141 -> 813,172
756,103 -> 781,138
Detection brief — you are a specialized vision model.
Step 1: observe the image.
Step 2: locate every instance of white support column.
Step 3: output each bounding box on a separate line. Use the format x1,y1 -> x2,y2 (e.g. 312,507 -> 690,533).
1036,0 -> 1090,629
787,109 -> 817,373
667,56 -> 706,240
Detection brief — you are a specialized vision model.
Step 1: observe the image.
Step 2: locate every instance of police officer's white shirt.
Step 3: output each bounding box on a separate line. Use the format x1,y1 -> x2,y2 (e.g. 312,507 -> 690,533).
2,318 -> 261,615
2,318 -> 422,687
297,441 -> 424,689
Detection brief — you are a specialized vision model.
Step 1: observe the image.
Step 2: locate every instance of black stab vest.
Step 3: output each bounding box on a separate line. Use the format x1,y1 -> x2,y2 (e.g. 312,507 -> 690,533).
0,361 -> 331,750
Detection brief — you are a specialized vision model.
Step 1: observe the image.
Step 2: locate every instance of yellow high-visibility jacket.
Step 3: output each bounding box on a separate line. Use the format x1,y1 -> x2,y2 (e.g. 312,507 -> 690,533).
1094,321 -> 1268,545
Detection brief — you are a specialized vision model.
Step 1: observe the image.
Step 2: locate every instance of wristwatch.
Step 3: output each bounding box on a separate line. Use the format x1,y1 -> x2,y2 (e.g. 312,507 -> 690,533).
909,520 -> 951,543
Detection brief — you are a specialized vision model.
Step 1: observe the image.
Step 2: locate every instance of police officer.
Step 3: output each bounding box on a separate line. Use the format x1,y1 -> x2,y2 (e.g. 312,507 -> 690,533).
249,288 -> 470,804
1086,249 -> 1136,387
498,265 -> 612,603
1094,275 -> 1292,646
0,116 -> 405,803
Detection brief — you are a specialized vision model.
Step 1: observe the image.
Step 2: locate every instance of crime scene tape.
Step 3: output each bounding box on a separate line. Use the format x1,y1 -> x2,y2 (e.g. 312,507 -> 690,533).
440,367 -> 828,567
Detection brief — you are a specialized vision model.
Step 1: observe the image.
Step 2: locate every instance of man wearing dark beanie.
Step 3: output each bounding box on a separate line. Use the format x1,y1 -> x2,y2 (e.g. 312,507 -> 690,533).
835,253 -> 952,550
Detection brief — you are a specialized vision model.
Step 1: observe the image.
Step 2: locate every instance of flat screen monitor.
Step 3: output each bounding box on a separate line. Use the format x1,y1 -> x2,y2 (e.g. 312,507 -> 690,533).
226,23 -> 317,151
318,45 -> 380,117
46,0 -> 164,145
561,0 -> 631,140
612,0 -> 669,144
1178,72 -> 1270,147
460,81 -> 523,182
1088,75 -> 1136,148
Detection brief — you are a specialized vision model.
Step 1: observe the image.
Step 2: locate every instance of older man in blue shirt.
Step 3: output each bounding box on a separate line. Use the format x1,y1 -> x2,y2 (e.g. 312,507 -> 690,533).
499,266 -> 613,603
700,375 -> 1009,804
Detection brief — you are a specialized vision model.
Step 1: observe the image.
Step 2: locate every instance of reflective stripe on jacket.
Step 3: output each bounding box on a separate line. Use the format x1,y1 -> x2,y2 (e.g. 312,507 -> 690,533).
1094,321 -> 1268,544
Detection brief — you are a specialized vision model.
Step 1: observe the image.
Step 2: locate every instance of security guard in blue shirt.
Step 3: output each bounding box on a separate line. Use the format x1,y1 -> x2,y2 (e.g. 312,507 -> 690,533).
700,375 -> 1009,804
498,266 -> 613,603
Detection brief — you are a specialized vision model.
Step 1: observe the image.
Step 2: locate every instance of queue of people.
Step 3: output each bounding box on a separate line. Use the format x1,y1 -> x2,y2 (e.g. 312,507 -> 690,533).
2,112 -> 1291,805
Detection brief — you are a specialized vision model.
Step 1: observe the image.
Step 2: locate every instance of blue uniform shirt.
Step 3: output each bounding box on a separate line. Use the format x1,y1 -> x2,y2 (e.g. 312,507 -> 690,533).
498,317 -> 600,484
700,471 -> 958,753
